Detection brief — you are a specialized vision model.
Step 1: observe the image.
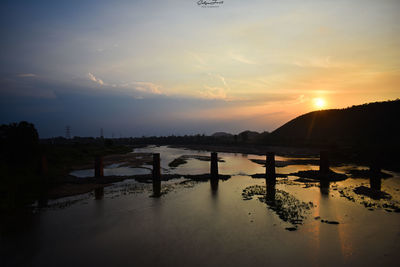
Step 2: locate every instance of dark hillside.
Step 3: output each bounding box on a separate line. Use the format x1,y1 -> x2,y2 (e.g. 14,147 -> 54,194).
269,100 -> 400,148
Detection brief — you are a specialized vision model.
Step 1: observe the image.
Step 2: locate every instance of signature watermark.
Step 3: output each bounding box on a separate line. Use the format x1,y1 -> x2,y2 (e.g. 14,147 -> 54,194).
197,0 -> 224,8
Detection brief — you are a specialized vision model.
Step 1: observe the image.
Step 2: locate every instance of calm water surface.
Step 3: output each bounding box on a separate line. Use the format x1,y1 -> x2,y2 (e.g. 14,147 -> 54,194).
2,146 -> 400,266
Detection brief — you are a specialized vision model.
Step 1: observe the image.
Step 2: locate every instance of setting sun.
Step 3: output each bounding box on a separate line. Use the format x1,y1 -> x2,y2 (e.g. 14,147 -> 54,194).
314,98 -> 326,109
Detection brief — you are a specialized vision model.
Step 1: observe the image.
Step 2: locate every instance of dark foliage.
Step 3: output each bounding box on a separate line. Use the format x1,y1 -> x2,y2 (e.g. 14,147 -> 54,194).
0,121 -> 39,165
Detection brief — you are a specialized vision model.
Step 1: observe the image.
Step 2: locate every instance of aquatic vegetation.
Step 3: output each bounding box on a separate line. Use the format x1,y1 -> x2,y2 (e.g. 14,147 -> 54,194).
353,186 -> 391,200
242,185 -> 314,230
339,186 -> 400,212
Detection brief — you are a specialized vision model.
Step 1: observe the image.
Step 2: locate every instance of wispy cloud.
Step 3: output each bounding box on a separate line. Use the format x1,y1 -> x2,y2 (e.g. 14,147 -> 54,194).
124,81 -> 162,95
228,51 -> 257,65
17,73 -> 36,77
199,85 -> 227,100
293,56 -> 354,69
87,72 -> 162,96
199,73 -> 232,100
87,72 -> 104,85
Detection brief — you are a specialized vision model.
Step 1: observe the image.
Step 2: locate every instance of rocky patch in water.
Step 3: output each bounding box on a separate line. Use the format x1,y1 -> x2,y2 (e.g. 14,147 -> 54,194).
314,216 -> 339,224
290,170 -> 347,181
242,185 -> 314,230
168,155 -> 225,168
71,152 -> 153,170
346,169 -> 393,179
132,173 -> 230,183
250,173 -> 288,178
250,158 -> 319,168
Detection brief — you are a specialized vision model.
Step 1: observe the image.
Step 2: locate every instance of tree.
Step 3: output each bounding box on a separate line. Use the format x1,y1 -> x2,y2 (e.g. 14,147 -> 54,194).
0,121 -> 39,165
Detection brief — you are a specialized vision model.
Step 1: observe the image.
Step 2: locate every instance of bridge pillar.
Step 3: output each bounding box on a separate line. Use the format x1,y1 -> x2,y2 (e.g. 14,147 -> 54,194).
152,153 -> 161,197
95,156 -> 104,178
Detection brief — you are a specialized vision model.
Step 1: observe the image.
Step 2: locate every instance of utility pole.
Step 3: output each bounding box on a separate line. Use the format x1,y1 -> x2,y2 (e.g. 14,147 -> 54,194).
65,125 -> 71,139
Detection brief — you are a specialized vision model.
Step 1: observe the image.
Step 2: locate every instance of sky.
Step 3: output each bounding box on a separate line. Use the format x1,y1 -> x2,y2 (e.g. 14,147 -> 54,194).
0,0 -> 399,138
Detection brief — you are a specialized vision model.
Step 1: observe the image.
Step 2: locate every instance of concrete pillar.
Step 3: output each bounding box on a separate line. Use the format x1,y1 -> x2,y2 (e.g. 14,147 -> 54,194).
210,152 -> 219,180
370,163 -> 381,191
95,156 -> 104,178
319,151 -> 330,175
266,152 -> 276,180
152,153 -> 161,197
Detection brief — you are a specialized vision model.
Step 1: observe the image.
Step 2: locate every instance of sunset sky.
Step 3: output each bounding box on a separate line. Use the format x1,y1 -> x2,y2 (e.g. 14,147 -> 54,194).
1,0 -> 399,137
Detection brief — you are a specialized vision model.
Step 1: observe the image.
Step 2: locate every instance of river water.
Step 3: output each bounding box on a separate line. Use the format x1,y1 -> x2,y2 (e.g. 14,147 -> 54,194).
2,146 -> 400,266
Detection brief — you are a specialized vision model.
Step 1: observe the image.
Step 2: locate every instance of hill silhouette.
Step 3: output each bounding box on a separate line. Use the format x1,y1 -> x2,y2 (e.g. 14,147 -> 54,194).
268,99 -> 400,147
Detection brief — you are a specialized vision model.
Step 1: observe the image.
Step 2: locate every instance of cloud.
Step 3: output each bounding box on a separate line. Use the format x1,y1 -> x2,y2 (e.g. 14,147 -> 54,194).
292,56 -> 354,69
87,72 -> 163,96
198,73 -> 232,100
215,74 -> 229,89
17,73 -> 36,77
87,72 -> 104,85
199,85 -> 227,100
131,82 -> 162,95
229,51 -> 257,65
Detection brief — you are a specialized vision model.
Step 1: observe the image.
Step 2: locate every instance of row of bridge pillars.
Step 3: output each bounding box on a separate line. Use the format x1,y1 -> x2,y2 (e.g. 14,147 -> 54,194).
91,150 -> 383,199
265,151 -> 383,199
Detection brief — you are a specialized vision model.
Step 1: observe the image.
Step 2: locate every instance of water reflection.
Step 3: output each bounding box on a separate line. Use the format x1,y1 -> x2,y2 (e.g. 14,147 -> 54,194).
320,180 -> 330,196
266,178 -> 276,203
3,145 -> 400,267
210,178 -> 219,196
94,187 -> 104,200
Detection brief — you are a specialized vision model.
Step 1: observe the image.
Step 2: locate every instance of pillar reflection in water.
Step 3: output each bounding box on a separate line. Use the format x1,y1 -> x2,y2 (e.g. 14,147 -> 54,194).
95,187 -> 104,200
266,178 -> 276,203
210,179 -> 219,195
320,179 -> 330,195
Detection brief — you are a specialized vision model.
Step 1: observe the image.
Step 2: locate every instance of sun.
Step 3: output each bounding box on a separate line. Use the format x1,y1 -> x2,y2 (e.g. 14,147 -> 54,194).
314,98 -> 326,109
